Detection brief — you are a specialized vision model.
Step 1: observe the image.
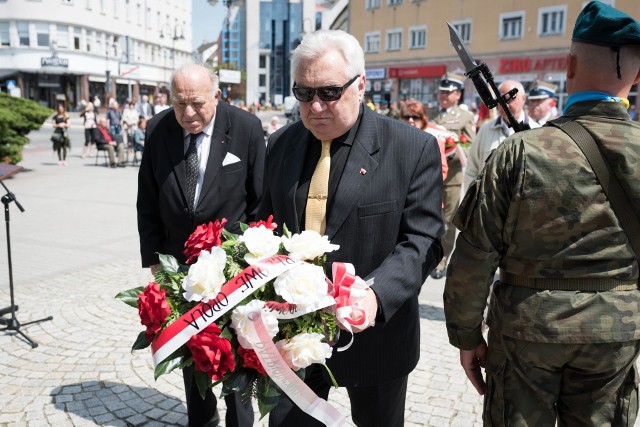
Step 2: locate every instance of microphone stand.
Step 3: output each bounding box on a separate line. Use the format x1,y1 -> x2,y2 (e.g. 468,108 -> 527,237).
0,180 -> 52,348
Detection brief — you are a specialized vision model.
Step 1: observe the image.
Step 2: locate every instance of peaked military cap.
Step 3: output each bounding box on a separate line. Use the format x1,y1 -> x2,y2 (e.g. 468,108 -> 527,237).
572,1 -> 640,47
439,73 -> 465,91
528,80 -> 557,100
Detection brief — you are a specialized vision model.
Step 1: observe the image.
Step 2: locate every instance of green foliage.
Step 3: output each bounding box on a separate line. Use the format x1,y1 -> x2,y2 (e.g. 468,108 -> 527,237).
115,286 -> 145,308
0,93 -> 52,164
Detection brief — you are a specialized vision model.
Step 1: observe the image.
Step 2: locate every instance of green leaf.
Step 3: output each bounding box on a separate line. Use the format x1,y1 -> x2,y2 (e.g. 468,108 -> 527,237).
221,368 -> 254,394
282,223 -> 292,238
222,228 -> 238,241
154,352 -> 183,380
132,331 -> 151,351
239,222 -> 249,232
194,369 -> 213,400
114,286 -> 144,308
256,376 -> 282,419
158,253 -> 180,274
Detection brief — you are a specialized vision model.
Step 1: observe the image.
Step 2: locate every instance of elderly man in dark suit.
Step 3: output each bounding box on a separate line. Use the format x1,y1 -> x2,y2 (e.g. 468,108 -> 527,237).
137,63 -> 265,427
260,30 -> 444,426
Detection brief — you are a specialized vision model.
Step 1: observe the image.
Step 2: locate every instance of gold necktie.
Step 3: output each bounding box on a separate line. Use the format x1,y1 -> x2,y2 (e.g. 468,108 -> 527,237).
306,140 -> 332,234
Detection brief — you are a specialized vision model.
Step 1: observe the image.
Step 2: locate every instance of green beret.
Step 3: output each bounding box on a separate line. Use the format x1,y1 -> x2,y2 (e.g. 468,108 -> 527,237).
572,1 -> 640,47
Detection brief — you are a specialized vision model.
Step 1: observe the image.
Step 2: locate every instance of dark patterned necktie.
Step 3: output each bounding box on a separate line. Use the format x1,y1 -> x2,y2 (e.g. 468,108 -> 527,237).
185,132 -> 201,213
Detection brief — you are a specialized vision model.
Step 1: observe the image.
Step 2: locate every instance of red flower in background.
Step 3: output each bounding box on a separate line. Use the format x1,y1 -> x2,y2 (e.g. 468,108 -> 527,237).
237,346 -> 267,376
138,282 -> 172,342
249,215 -> 278,231
187,323 -> 236,381
184,218 -> 227,264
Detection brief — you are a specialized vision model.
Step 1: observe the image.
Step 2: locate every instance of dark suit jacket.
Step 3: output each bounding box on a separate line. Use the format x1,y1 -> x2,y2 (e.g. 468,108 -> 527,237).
259,106 -> 444,387
137,101 -> 265,267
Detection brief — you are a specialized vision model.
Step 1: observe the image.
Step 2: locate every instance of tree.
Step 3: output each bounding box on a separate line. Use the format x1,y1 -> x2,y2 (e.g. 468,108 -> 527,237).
0,93 -> 52,164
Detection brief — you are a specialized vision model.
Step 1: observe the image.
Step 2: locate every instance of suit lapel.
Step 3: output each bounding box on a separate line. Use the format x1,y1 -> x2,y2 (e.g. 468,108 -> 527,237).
326,108 -> 381,238
279,124 -> 309,233
164,112 -> 189,198
198,103 -> 230,204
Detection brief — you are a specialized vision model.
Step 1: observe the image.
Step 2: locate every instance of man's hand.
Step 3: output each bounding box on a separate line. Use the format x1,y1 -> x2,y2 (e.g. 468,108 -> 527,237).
460,339 -> 488,395
353,288 -> 378,333
150,264 -> 161,275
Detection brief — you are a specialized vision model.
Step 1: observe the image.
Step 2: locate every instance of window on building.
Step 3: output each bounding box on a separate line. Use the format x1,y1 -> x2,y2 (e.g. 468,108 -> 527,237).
259,74 -> 266,86
86,0 -> 91,10
146,7 -> 152,29
365,0 -> 380,10
100,0 -> 105,13
137,3 -> 142,26
56,25 -> 69,49
96,32 -> 103,55
0,23 -> 9,47
387,0 -> 402,5
86,31 -> 92,52
17,22 -> 30,47
259,55 -> 266,68
500,12 -> 524,40
451,20 -> 472,43
73,27 -> 81,50
113,0 -> 119,17
36,23 -> 50,47
409,25 -> 427,49
364,32 -> 380,53
157,12 -> 161,30
386,29 -> 402,51
538,5 -> 566,36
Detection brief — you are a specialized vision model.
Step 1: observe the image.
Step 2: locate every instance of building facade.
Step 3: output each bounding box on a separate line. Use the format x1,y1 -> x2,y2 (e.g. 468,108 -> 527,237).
0,0 -> 192,110
345,0 -> 638,110
221,0 -> 315,106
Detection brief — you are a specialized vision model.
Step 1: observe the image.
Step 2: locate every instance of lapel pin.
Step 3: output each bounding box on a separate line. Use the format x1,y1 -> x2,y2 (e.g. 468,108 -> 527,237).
359,168 -> 367,175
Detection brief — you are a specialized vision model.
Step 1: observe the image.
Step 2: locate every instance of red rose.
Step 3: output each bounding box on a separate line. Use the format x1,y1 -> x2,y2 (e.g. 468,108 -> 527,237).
237,346 -> 267,376
249,215 -> 277,231
460,134 -> 469,143
184,219 -> 227,264
137,282 -> 172,342
186,323 -> 236,381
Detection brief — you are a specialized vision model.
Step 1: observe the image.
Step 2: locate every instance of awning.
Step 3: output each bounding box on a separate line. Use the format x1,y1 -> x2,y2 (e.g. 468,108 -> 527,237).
0,69 -> 19,80
88,75 -> 107,83
139,80 -> 158,87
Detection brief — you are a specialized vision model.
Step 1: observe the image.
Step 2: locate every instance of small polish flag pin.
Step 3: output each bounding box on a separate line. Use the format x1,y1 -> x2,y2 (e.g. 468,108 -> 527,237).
359,168 -> 367,175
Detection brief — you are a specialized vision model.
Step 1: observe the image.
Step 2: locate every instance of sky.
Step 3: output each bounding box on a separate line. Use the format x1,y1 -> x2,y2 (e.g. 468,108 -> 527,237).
191,0 -> 225,50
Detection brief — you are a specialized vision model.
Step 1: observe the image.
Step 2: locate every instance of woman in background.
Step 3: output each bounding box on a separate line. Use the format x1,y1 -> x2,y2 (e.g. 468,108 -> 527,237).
52,104 -> 71,166
80,102 -> 97,158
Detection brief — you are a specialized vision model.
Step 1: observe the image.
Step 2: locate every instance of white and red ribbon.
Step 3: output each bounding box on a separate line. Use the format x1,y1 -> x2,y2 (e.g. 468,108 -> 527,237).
330,262 -> 374,352
151,255 -> 300,366
246,309 -> 346,426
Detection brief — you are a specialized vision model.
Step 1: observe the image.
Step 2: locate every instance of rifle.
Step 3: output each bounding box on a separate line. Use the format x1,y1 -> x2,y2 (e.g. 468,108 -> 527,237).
447,23 -> 530,132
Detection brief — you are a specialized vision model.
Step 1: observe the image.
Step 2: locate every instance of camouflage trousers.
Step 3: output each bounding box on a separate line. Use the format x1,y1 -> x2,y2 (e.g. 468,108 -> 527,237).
484,328 -> 640,426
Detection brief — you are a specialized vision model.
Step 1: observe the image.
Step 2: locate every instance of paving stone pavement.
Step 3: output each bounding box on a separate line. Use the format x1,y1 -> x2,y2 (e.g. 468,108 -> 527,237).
0,112 -> 484,426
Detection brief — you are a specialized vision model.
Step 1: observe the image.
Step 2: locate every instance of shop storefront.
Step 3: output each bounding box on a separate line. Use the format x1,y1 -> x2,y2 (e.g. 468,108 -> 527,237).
390,65 -> 446,106
364,68 -> 391,107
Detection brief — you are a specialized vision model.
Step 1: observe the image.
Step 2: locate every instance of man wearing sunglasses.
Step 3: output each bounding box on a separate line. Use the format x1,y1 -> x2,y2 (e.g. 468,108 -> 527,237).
259,29 -> 444,426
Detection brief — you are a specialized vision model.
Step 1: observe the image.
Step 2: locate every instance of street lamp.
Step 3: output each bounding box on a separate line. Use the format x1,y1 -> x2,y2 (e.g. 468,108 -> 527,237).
105,39 -> 117,100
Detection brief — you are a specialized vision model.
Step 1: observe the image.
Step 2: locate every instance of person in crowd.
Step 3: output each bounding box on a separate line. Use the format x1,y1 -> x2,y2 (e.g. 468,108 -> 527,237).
122,101 -> 140,149
133,117 -> 146,152
527,80 -> 559,126
92,95 -> 102,112
387,100 -> 401,120
432,72 -> 476,280
265,115 -> 282,137
444,2 -> 640,425
153,92 -> 170,115
106,101 -> 123,140
259,29 -> 444,427
136,63 -> 265,427
80,101 -> 97,159
400,98 -> 450,182
95,117 -> 125,168
51,103 -> 71,166
464,79 -> 540,188
137,94 -> 153,120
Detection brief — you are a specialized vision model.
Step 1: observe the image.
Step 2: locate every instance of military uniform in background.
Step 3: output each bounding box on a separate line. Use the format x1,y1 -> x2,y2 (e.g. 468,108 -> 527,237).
445,98 -> 640,425
433,98 -> 475,278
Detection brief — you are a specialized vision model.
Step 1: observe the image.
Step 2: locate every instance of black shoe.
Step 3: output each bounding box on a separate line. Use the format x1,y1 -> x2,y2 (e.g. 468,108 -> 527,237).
118,163 -> 126,167
109,164 -> 117,168
430,268 -> 447,280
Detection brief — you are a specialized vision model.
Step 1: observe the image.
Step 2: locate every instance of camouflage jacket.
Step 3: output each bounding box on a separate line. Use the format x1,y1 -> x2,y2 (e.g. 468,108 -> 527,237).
444,101 -> 640,350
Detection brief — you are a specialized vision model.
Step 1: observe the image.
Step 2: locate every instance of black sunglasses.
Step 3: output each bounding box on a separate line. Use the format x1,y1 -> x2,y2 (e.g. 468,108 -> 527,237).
401,114 -> 422,121
292,75 -> 360,102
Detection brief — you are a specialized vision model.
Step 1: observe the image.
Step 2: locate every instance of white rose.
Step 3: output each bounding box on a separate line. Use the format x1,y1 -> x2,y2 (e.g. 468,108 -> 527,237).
273,263 -> 328,308
182,247 -> 227,302
275,333 -> 333,371
231,300 -> 279,350
239,225 -> 282,265
282,230 -> 339,261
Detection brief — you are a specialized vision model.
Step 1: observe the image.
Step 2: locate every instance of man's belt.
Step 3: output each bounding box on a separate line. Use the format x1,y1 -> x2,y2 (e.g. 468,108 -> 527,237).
500,271 -> 638,292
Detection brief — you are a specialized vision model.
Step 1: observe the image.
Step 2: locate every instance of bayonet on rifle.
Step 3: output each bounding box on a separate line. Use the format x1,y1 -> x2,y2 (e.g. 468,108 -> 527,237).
447,23 -> 529,132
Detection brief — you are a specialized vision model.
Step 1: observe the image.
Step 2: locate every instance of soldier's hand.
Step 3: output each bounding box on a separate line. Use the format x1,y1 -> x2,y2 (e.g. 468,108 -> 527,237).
460,340 -> 488,395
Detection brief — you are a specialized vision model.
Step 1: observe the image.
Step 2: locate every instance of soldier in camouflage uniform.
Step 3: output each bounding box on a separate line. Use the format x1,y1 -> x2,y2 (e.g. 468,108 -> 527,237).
432,72 -> 475,279
444,2 -> 640,426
